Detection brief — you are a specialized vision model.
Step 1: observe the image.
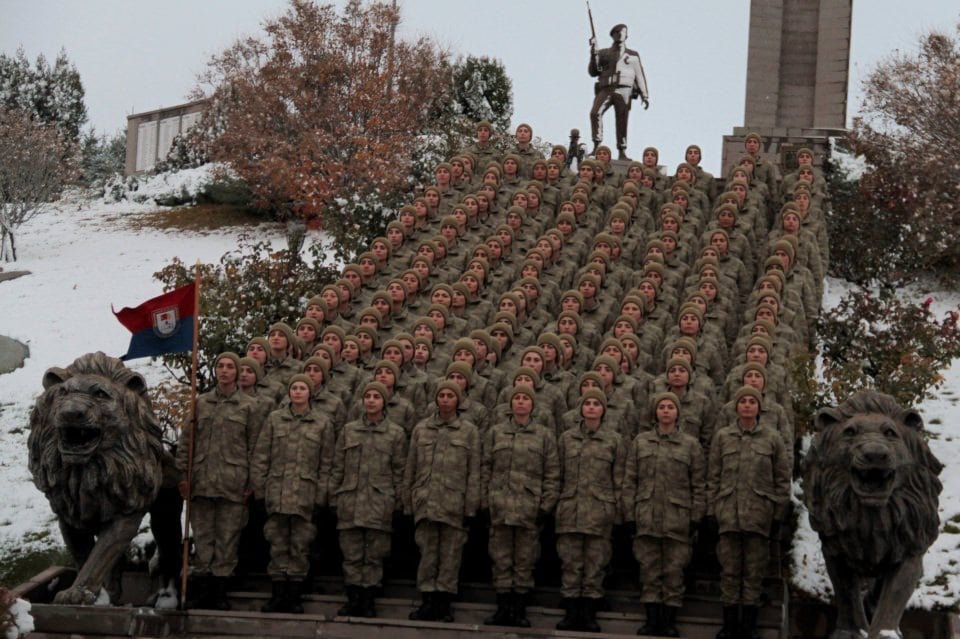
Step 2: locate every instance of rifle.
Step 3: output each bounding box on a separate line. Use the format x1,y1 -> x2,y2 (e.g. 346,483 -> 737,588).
587,2 -> 599,71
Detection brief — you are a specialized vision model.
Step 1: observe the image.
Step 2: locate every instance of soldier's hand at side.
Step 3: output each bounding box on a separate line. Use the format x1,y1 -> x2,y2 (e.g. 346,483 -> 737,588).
642,98 -> 650,110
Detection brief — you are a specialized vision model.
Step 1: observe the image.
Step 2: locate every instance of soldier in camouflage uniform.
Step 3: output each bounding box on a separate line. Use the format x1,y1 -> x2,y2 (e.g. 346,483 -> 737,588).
481,385 -> 560,628
331,381 -> 407,618
707,386 -> 791,639
403,380 -> 481,623
176,352 -> 257,610
251,374 -> 335,614
623,392 -> 705,636
554,388 -> 626,633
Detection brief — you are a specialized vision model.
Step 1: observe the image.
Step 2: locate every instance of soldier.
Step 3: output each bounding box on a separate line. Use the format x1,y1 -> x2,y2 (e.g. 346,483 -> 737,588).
331,381 -> 407,618
623,392 -> 705,636
554,388 -> 626,633
403,381 -> 481,623
588,23 -> 649,159
176,352 -> 257,610
263,323 -> 301,387
481,385 -> 561,627
707,386 -> 791,639
251,374 -> 335,614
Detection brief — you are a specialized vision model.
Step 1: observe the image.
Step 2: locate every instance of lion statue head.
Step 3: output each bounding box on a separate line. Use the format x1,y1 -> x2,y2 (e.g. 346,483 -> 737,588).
804,390 -> 943,639
28,352 -> 164,533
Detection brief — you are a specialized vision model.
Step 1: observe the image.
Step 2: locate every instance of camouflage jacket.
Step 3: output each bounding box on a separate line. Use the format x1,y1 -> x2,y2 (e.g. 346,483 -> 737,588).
250,406 -> 335,519
403,414 -> 480,529
555,422 -> 626,536
331,415 -> 407,532
481,417 -> 560,529
622,428 -> 706,541
707,423 -> 791,536
176,387 -> 256,503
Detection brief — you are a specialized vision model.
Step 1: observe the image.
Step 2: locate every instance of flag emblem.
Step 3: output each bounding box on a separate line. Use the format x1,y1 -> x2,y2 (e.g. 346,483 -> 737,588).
153,307 -> 180,337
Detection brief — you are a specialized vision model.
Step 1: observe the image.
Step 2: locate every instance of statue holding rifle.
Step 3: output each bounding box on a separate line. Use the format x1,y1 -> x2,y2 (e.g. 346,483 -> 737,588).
587,4 -> 649,161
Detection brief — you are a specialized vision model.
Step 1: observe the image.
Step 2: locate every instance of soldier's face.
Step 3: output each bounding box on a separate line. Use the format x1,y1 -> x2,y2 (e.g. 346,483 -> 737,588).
436,388 -> 460,412
581,397 -> 605,422
737,395 -> 760,421
511,393 -> 533,417
656,400 -> 679,426
745,138 -> 760,154
363,390 -> 385,415
341,341 -> 359,362
238,366 -> 258,388
744,370 -> 766,391
246,344 -> 267,364
374,368 -> 396,388
685,147 -> 701,165
679,314 -> 700,335
399,340 -> 415,362
547,164 -> 561,180
268,330 -> 289,352
297,324 -> 317,343
383,347 -> 403,367
414,343 -> 430,363
306,305 -> 325,322
667,365 -> 689,388
515,126 -> 532,143
358,258 -> 376,277
215,358 -> 238,385
521,353 -> 543,372
305,364 -> 324,387
289,382 -> 311,406
612,26 -> 627,43
357,332 -> 374,352
477,126 -> 491,142
746,345 -> 769,364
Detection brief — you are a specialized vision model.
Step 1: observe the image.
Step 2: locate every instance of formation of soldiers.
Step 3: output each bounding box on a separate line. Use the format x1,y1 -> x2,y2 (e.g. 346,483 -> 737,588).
176,121 -> 828,638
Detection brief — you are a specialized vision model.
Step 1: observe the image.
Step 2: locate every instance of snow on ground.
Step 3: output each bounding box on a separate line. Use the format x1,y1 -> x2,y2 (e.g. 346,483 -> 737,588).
1,169 -> 959,609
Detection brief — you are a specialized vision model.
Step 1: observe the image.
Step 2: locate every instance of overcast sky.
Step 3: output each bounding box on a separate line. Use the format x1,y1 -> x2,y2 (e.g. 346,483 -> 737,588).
2,1 -> 957,173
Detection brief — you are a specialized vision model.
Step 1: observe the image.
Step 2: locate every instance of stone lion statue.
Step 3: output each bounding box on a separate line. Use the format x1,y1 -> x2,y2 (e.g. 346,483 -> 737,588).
803,390 -> 943,639
27,352 -> 181,606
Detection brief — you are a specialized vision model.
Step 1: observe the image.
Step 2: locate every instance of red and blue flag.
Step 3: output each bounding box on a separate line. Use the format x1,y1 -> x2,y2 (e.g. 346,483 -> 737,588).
113,283 -> 196,361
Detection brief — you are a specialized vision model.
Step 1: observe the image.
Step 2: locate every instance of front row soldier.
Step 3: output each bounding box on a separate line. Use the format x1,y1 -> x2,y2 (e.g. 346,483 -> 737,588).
331,382 -> 407,618
176,351 -> 257,610
251,374 -> 335,614
481,385 -> 560,628
554,389 -> 626,633
623,392 -> 705,637
708,386 -> 791,639
404,381 -> 481,623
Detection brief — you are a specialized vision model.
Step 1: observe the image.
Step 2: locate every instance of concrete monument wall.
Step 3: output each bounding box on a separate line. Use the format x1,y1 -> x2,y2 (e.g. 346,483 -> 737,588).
722,0 -> 852,176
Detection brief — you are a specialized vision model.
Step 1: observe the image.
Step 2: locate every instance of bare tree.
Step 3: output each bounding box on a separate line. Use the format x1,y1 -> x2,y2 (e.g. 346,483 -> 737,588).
0,109 -> 77,261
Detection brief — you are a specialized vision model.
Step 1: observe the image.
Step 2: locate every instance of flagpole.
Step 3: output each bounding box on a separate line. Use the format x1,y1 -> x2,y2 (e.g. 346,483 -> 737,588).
180,262 -> 202,609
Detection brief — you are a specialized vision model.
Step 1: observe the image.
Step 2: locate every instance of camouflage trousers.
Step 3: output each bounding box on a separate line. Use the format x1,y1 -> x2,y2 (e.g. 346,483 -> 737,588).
633,535 -> 692,607
190,497 -> 246,577
340,527 -> 392,587
414,520 -> 468,594
264,513 -> 316,579
556,532 -> 611,599
489,524 -> 540,594
717,531 -> 769,605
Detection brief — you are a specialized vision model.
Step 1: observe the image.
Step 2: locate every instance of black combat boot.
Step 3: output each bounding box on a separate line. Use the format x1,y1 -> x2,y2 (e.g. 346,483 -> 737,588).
484,592 -> 512,626
409,591 -> 435,621
285,579 -> 304,614
359,587 -> 377,618
261,580 -> 287,613
185,575 -> 209,609
660,605 -> 680,637
739,605 -> 761,639
637,602 -> 661,635
208,577 -> 231,611
436,591 -> 455,622
716,605 -> 739,639
580,597 -> 602,633
512,591 -> 531,628
556,597 -> 579,630
337,585 -> 360,616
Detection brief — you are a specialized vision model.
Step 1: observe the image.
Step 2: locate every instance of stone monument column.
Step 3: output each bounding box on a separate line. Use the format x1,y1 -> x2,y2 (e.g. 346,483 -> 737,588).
721,0 -> 852,177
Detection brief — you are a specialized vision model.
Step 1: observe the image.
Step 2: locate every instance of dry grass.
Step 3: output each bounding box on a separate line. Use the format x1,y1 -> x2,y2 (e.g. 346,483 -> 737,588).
107,204 -> 283,234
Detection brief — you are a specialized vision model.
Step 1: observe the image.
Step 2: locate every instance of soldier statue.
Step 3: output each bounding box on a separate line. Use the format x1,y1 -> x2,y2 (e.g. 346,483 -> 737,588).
588,21 -> 649,161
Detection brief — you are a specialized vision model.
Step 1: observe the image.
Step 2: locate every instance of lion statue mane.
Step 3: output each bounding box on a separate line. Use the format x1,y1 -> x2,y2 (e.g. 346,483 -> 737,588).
803,390 -> 943,639
27,352 -> 181,606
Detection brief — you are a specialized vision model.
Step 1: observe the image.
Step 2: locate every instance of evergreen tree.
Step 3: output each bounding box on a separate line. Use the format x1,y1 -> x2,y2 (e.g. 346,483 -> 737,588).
0,47 -> 87,143
453,55 -> 513,132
